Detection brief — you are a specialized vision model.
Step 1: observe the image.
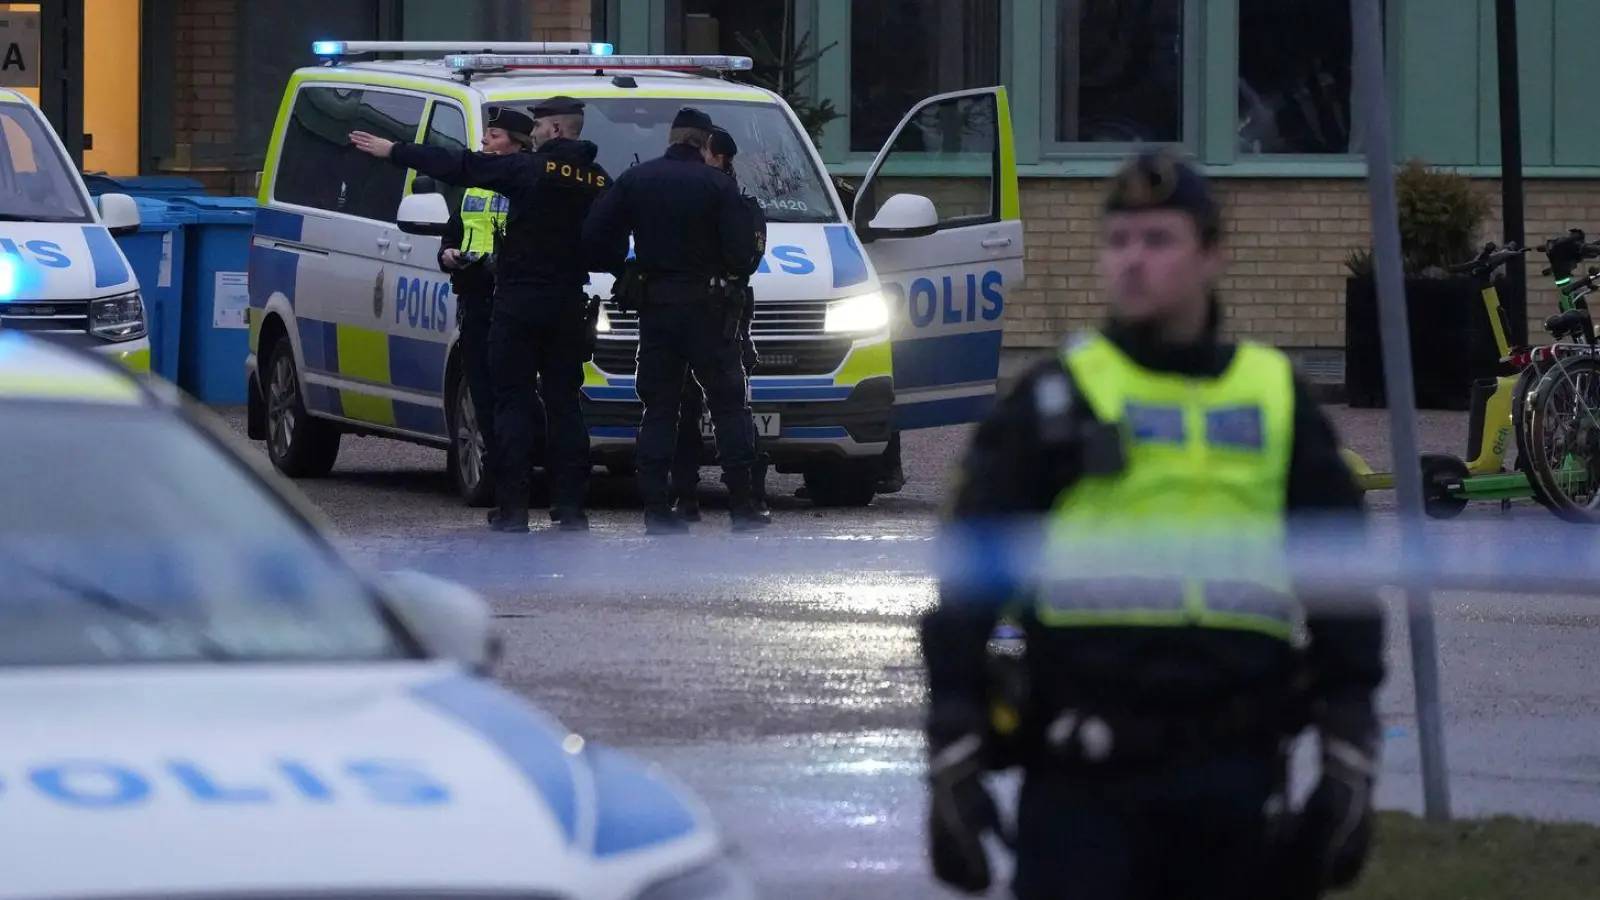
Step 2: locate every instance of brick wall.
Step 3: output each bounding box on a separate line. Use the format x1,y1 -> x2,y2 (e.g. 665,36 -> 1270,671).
1006,177 -> 1600,352
168,0 -> 239,191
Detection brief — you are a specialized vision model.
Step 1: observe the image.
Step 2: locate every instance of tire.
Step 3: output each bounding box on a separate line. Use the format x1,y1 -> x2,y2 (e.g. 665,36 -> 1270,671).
1419,452 -> 1469,519
1525,355 -> 1600,524
802,458 -> 878,508
263,338 -> 341,478
446,364 -> 495,508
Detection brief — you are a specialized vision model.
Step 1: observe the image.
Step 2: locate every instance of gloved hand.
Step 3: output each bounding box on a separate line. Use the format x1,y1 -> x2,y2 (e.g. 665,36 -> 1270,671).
1286,703 -> 1380,892
927,732 -> 1004,894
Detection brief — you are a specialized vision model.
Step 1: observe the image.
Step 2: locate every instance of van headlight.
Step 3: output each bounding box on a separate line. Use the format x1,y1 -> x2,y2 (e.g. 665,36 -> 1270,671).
633,851 -> 757,900
91,291 -> 147,341
823,291 -> 889,334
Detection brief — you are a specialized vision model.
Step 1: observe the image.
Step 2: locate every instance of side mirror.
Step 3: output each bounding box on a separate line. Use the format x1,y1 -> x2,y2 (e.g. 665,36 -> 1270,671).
861,193 -> 939,242
98,192 -> 141,237
396,191 -> 451,236
380,569 -> 501,676
411,175 -> 438,195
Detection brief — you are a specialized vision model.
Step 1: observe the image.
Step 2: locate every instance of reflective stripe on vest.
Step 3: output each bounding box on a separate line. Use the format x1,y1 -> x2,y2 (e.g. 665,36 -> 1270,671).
1035,331 -> 1300,640
459,188 -> 508,256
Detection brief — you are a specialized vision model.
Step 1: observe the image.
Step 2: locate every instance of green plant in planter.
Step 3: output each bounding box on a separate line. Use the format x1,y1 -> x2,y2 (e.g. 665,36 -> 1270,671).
1344,159 -> 1492,279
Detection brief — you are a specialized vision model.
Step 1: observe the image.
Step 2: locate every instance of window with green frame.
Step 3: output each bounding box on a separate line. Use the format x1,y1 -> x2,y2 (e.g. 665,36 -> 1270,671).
1046,0 -> 1186,149
1236,0 -> 1386,156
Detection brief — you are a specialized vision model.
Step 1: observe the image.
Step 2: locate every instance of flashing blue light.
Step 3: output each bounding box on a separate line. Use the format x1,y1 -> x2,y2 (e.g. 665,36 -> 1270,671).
590,42 -> 614,56
0,255 -> 17,300
312,41 -> 346,56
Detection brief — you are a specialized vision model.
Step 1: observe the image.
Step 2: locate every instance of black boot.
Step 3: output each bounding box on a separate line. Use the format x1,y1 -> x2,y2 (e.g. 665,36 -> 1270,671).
552,506 -> 590,532
486,507 -> 530,533
673,491 -> 702,522
644,505 -> 689,535
723,467 -> 770,532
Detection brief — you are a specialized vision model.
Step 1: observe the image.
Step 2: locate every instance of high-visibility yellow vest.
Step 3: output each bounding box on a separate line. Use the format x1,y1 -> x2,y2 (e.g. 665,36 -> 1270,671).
1034,331 -> 1300,641
458,188 -> 508,255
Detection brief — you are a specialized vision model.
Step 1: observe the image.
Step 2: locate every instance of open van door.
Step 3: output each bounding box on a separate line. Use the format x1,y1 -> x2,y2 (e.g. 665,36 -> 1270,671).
852,86 -> 1023,431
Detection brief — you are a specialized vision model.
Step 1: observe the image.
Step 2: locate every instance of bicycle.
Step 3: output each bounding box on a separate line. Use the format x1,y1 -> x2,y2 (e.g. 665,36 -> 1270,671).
1519,232 -> 1600,521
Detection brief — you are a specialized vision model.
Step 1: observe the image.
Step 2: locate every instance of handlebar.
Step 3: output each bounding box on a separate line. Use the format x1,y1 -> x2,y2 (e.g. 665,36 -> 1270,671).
1539,228 -> 1600,277
1445,240 -> 1532,277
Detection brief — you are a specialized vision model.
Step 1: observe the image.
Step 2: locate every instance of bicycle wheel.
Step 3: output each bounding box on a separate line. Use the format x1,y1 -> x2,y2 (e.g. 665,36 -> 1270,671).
1525,354 -> 1600,523
1512,360 -> 1553,507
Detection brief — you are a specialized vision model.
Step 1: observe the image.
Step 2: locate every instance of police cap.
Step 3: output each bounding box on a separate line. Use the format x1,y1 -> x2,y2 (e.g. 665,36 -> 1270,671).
707,126 -> 738,159
484,105 -> 535,138
672,106 -> 715,132
531,96 -> 585,118
1104,147 -> 1221,242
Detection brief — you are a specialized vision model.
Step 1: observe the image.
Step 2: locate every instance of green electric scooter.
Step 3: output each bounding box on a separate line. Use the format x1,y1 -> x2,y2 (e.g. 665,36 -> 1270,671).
1340,242 -> 1538,518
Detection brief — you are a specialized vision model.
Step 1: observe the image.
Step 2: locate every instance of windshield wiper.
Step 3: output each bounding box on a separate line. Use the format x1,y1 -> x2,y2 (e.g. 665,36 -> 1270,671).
0,546 -> 235,660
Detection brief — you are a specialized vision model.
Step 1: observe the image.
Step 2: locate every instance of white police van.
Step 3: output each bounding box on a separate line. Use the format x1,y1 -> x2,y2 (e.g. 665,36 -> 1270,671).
244,41 -> 1023,507
0,89 -> 152,374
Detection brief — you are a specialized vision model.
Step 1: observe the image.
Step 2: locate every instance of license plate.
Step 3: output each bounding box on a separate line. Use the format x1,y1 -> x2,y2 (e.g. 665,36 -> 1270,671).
700,413 -> 780,438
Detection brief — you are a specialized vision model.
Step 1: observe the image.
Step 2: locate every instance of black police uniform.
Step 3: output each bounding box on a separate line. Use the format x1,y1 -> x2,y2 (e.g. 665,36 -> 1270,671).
387,97 -> 611,533
438,106 -> 531,503
582,107 -> 766,533
919,154 -> 1386,900
671,126 -> 769,521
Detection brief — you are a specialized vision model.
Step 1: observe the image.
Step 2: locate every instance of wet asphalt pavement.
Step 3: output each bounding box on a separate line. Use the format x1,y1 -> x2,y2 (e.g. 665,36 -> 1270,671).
218,405 -> 1600,899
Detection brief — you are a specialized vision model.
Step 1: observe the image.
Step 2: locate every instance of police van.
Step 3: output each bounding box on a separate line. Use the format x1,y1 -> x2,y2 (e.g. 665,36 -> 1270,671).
0,89 -> 152,375
244,41 -> 1023,507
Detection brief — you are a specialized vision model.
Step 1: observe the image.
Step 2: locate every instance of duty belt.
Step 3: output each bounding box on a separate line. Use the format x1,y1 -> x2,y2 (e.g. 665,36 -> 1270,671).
1041,692 -> 1303,766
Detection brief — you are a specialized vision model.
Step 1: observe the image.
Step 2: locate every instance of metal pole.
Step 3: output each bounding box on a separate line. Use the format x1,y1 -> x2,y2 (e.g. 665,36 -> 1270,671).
1349,0 -> 1453,822
1496,0 -> 1528,345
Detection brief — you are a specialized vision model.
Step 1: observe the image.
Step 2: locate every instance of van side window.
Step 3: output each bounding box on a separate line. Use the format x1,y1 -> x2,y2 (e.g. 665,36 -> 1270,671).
274,86 -> 425,223
420,102 -> 469,214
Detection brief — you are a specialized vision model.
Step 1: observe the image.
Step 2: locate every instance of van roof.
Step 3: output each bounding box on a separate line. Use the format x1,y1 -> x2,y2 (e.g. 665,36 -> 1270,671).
300,59 -> 781,105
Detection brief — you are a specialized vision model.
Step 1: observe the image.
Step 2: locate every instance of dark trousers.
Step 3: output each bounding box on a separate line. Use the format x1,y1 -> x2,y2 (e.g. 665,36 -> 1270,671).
1011,750 -> 1281,900
458,292 -> 496,473
488,293 -> 591,514
672,320 -> 764,499
636,302 -> 753,509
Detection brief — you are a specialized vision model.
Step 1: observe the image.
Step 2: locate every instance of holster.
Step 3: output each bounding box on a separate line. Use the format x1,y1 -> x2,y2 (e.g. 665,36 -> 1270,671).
614,265 -> 647,314
716,278 -> 747,341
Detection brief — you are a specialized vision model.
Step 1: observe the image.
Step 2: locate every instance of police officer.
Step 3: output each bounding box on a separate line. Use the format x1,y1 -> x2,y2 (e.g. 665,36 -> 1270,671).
671,125 -> 770,522
582,107 -> 767,534
919,148 -> 1386,900
437,105 -> 531,505
351,96 -> 610,534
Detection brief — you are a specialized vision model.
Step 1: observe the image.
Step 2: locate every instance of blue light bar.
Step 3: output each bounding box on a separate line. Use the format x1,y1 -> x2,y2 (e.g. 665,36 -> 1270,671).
590,42 -> 614,56
312,41 -> 345,56
446,53 -> 753,72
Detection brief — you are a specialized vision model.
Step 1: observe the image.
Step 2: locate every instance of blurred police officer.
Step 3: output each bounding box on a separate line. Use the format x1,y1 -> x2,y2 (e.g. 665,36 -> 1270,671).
671,125 -> 770,522
351,96 -> 610,534
583,108 -> 766,534
437,105 -> 531,504
919,148 -> 1386,899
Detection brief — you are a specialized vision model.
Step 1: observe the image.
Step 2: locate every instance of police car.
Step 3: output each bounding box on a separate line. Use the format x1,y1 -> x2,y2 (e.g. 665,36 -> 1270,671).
0,89 -> 151,375
243,41 -> 1023,508
0,332 -> 756,900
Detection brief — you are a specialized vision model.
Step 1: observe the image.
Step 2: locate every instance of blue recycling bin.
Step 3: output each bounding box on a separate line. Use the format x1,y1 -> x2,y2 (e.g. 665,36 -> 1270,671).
108,197 -> 188,383
170,195 -> 258,405
82,174 -> 207,199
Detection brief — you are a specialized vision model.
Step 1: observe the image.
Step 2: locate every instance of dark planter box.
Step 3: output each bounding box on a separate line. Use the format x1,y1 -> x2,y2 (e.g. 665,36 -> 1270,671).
1343,274 -> 1499,411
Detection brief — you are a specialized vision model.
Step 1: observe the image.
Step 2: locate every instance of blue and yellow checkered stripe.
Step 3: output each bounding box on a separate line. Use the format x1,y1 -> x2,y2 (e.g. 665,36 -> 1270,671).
250,208 -> 449,436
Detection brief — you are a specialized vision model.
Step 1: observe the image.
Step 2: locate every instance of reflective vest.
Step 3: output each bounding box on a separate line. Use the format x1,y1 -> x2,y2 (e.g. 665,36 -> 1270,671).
458,188 -> 509,256
1034,331 -> 1300,641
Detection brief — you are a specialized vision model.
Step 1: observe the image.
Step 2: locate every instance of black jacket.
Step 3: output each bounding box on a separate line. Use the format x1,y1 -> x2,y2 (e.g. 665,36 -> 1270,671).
389,138 -> 610,299
922,302 -> 1386,745
581,144 -> 759,295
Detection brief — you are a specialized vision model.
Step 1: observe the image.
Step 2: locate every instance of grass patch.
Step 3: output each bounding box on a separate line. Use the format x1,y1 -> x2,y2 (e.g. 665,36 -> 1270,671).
1347,811 -> 1599,899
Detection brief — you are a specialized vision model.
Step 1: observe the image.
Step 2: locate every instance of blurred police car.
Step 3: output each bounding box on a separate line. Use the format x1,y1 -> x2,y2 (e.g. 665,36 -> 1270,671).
0,332 -> 755,900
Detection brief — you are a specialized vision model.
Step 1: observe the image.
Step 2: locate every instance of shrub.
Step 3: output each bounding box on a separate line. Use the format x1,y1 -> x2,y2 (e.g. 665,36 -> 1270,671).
1345,159 -> 1492,279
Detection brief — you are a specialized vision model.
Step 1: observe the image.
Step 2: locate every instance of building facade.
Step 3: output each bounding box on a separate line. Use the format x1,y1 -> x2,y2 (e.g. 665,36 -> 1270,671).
12,0 -> 1596,353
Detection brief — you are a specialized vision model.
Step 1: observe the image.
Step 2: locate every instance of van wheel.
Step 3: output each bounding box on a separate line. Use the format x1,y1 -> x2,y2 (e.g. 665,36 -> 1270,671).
446,365 -> 495,508
802,459 -> 878,508
264,339 -> 340,477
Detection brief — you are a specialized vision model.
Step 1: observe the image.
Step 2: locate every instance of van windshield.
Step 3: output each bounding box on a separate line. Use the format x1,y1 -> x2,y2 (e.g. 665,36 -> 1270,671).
506,96 -> 841,224
0,103 -> 92,223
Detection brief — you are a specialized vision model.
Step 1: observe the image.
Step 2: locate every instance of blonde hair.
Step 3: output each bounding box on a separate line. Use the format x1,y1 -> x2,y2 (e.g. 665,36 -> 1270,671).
669,127 -> 709,149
